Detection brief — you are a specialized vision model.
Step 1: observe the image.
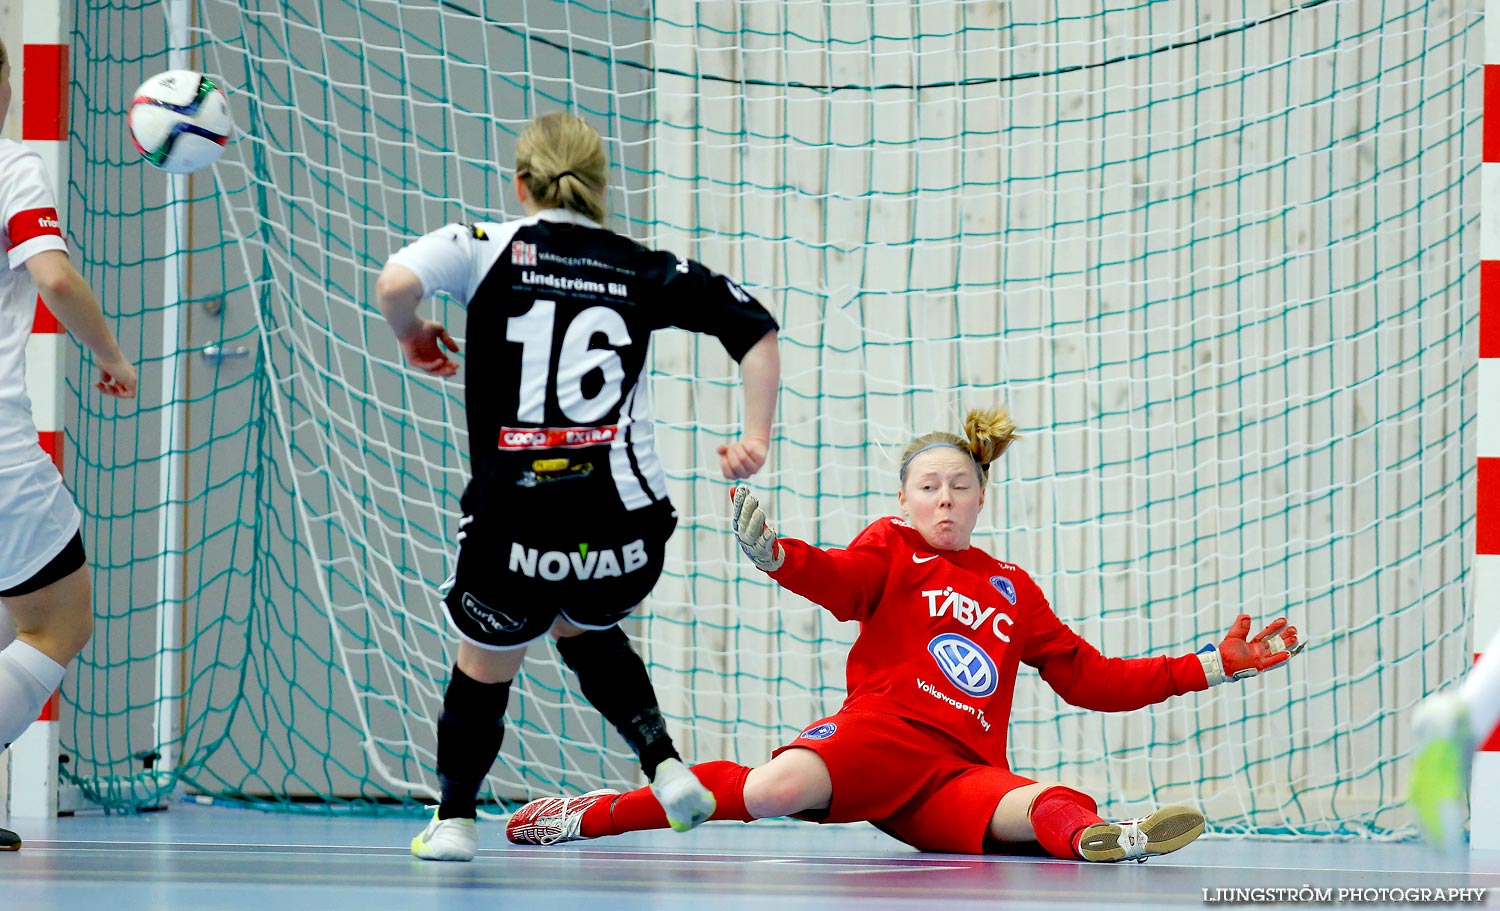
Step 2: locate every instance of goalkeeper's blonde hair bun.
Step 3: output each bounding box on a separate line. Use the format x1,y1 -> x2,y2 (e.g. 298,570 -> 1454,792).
963,406 -> 1020,476
898,405 -> 1020,484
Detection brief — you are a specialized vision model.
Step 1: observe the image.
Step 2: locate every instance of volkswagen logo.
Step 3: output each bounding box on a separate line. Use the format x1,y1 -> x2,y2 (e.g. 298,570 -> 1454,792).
927,633 -> 998,697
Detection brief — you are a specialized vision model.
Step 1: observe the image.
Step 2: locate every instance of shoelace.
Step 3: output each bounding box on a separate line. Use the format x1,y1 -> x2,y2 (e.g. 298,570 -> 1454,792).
1116,817 -> 1149,859
529,796 -> 588,846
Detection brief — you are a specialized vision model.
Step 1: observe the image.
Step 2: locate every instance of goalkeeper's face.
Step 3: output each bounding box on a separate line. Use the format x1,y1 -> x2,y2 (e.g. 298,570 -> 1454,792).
897,449 -> 986,552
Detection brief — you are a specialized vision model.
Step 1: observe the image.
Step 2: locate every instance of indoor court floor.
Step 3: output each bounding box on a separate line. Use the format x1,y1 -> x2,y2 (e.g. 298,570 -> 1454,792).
3,801 -> 1496,911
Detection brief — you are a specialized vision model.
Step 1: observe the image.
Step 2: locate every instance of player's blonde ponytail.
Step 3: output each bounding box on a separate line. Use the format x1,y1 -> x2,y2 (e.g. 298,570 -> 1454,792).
962,406 -> 1020,479
898,405 -> 1020,484
515,112 -> 608,223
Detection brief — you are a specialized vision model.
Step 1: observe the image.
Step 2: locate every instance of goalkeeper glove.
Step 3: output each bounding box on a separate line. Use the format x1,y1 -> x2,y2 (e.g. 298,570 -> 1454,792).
1198,614 -> 1304,686
730,486 -> 785,572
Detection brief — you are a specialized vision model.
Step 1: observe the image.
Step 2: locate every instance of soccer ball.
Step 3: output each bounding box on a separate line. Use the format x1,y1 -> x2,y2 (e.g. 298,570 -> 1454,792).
128,71 -> 234,174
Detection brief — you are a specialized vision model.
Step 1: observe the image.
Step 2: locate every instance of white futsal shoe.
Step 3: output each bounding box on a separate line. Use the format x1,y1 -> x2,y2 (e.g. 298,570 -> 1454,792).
1077,805 -> 1205,863
411,809 -> 478,861
650,758 -> 716,832
1408,690 -> 1473,852
506,789 -> 620,845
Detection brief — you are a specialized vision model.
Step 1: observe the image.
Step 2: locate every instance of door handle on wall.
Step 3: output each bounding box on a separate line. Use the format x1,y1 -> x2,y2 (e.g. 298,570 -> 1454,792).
199,345 -> 252,365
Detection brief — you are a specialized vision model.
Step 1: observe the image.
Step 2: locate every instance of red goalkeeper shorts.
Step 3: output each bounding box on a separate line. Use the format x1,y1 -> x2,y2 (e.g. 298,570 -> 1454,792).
772,710 -> 1036,854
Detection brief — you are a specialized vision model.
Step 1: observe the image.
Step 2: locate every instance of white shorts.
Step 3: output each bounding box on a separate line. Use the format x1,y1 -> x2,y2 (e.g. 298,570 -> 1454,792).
0,456 -> 81,592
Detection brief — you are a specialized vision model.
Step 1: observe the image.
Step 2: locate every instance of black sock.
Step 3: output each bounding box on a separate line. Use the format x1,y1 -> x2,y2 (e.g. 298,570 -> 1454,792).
436,665 -> 511,820
555,626 -> 680,780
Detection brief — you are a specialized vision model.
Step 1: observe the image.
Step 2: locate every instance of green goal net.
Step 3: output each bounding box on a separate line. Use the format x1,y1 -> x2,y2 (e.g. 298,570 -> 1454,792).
55,0 -> 1478,837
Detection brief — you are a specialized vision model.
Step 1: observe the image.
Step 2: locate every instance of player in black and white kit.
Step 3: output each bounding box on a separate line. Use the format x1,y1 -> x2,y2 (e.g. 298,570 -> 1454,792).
377,112 -> 780,862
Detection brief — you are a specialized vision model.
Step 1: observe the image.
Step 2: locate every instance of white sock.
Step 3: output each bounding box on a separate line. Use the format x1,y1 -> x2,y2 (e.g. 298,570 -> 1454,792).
1462,626 -> 1500,748
0,640 -> 65,752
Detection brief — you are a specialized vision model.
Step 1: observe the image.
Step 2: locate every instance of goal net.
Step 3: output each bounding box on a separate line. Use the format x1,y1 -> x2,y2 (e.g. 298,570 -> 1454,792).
56,0 -> 1477,836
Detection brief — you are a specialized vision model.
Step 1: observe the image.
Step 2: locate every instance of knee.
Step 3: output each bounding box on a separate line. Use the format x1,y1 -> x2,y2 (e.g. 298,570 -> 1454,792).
45,619 -> 92,664
553,625 -> 633,669
66,610 -> 95,655
743,767 -> 827,819
15,603 -> 93,665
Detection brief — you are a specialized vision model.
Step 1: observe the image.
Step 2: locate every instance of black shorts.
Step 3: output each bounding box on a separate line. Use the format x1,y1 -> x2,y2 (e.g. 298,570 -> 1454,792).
0,531 -> 86,598
443,500 -> 678,649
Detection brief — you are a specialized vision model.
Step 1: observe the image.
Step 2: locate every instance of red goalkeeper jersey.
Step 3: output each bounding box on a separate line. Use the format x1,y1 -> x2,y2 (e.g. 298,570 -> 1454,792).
768,516 -> 1209,769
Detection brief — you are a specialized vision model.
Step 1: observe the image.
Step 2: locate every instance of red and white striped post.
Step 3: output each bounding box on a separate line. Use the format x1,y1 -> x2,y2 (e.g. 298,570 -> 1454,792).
7,0 -> 70,820
1475,18 -> 1500,851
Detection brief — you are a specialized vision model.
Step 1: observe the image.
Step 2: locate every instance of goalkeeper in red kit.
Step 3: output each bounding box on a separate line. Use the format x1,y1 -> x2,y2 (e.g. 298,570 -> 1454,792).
506,407 -> 1305,861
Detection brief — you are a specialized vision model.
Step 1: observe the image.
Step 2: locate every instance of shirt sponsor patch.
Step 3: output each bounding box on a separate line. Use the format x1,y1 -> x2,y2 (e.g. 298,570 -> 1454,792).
927,632 -> 999,698
517,459 -> 593,487
498,425 -> 619,450
989,575 -> 1017,605
7,207 -> 63,250
798,722 -> 837,741
508,540 -> 648,580
460,592 -> 527,635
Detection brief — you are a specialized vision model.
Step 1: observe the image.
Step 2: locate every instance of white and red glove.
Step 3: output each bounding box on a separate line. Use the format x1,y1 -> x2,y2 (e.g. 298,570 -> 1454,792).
1198,615 -> 1304,686
730,486 -> 785,572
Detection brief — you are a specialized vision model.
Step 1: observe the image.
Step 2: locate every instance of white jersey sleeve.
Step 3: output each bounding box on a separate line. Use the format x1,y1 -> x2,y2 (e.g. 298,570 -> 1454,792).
0,143 -> 68,273
387,221 -> 512,307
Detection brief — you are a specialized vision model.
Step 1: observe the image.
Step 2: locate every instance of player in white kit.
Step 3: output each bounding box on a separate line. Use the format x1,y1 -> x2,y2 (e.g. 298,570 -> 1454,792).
0,38 -> 138,851
1408,625 -> 1500,851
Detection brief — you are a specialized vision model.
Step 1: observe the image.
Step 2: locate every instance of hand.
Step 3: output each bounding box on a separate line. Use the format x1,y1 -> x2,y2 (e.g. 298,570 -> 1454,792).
730,485 -> 784,572
1198,614 -> 1304,685
717,436 -> 768,480
96,355 -> 137,399
398,320 -> 459,377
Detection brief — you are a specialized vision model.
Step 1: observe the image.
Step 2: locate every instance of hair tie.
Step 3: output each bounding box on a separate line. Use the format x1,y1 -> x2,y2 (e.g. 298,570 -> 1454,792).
553,171 -> 579,184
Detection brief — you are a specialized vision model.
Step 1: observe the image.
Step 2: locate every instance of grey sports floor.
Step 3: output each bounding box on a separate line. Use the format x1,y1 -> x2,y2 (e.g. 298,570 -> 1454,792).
4,802 -> 1496,911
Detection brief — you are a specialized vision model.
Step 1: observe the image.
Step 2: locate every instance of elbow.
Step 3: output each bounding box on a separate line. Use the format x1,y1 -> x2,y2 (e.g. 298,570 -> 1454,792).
374,269 -> 405,304
33,267 -> 76,303
374,271 -> 421,323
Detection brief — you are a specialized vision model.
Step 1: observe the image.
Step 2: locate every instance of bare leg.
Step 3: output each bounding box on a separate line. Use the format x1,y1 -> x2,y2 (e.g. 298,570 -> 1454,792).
0,563 -> 92,853
985,781 -> 1060,843
529,747 -> 836,841
0,565 -> 92,750
743,746 -> 833,818
1,563 -> 93,665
